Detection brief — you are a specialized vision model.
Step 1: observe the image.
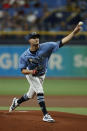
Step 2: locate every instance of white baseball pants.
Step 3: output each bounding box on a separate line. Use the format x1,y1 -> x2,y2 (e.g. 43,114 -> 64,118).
26,74 -> 45,99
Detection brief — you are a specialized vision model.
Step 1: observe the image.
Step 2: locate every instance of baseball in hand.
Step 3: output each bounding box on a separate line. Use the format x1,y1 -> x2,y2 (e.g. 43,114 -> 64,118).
78,21 -> 83,26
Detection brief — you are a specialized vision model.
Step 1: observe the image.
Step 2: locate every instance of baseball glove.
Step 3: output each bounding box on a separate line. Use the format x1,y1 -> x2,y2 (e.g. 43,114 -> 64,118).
32,65 -> 44,76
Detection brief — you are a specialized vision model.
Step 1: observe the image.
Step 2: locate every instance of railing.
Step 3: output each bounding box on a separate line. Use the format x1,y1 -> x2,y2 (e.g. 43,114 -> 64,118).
0,31 -> 87,36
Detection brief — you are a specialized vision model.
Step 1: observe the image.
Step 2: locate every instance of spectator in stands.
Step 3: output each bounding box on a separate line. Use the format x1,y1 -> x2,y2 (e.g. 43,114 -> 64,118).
0,0 -> 86,32
67,0 -> 79,12
2,0 -> 11,9
23,23 -> 29,31
77,0 -> 87,11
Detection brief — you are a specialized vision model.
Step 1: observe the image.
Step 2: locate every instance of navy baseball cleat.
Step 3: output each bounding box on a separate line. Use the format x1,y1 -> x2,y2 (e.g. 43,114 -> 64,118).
43,114 -> 55,123
9,98 -> 19,112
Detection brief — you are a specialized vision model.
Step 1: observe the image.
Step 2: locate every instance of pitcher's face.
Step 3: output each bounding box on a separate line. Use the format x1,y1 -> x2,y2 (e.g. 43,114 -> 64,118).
29,37 -> 39,50
29,37 -> 39,45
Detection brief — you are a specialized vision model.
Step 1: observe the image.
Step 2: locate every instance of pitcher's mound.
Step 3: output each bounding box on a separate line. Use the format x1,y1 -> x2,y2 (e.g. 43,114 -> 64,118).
0,111 -> 87,131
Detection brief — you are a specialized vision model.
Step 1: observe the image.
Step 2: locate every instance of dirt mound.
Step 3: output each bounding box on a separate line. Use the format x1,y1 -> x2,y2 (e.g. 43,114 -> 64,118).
0,111 -> 87,131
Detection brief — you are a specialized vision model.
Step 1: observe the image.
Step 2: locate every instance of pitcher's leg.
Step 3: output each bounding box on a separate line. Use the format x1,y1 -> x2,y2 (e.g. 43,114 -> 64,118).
17,75 -> 36,105
39,74 -> 45,86
27,74 -> 44,94
9,75 -> 36,112
27,86 -> 36,99
37,93 -> 48,115
17,87 -> 35,105
29,75 -> 49,116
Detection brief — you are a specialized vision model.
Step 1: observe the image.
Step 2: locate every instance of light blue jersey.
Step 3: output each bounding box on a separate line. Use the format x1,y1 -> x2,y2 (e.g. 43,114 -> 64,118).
19,41 -> 61,76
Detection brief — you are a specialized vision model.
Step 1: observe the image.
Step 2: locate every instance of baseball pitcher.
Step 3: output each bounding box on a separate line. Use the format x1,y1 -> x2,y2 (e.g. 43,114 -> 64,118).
9,23 -> 82,122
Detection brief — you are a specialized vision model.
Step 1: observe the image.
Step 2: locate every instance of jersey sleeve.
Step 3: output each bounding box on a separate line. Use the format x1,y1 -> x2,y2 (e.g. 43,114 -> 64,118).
19,56 -> 27,70
49,41 -> 61,52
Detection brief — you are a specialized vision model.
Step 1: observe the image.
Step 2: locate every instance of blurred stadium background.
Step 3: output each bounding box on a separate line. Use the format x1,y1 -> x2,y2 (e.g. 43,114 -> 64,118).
0,0 -> 87,115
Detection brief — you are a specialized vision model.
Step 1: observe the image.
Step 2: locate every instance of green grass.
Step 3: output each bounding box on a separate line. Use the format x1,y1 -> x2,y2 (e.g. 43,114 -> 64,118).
0,106 -> 87,115
44,79 -> 87,95
0,78 -> 87,95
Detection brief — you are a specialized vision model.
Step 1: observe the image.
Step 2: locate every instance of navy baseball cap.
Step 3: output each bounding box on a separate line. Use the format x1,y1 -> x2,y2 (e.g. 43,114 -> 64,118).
25,32 -> 40,41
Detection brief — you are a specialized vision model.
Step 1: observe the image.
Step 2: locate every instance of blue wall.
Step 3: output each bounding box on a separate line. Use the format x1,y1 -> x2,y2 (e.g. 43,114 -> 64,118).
0,45 -> 87,77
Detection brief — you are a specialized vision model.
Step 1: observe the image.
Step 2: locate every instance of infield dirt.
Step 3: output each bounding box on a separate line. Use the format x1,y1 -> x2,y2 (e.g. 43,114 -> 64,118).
0,95 -> 87,107
0,111 -> 87,131
0,95 -> 87,131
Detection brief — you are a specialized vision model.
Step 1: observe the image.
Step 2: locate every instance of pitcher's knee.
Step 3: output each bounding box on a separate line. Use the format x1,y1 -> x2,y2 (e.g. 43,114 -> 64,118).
37,90 -> 44,94
27,92 -> 36,99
